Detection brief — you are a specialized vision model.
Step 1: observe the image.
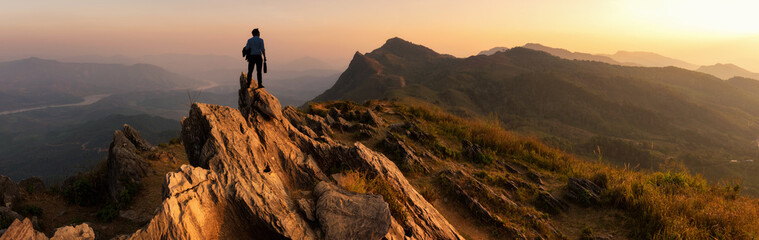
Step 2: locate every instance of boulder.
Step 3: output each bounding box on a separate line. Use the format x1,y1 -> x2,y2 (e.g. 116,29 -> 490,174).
18,177 -> 45,194
0,176 -> 19,208
314,181 -> 391,240
50,223 -> 95,240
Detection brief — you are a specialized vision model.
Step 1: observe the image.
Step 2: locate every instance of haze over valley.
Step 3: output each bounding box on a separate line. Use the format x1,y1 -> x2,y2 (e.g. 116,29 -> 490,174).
5,1 -> 759,239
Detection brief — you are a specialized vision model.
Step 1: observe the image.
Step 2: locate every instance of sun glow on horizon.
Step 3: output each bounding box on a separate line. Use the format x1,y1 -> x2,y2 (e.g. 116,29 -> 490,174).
619,0 -> 759,37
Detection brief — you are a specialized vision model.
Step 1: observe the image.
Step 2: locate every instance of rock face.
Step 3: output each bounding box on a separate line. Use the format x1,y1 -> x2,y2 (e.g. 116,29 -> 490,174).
106,125 -> 152,203
0,218 -> 47,240
314,181 -> 391,240
122,124 -> 154,152
0,218 -> 93,240
0,175 -> 19,208
116,74 -> 463,239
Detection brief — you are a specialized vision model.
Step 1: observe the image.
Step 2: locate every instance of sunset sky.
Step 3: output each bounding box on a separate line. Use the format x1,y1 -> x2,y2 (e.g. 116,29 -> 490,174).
2,0 -> 759,70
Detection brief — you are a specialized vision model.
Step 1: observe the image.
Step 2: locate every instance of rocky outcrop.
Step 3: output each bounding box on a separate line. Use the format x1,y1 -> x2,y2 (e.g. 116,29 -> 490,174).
0,218 -> 93,240
0,218 -> 47,240
122,124 -> 154,152
536,192 -> 569,214
566,178 -> 603,206
18,177 -> 45,194
381,134 -> 431,173
114,74 -> 464,239
50,223 -> 96,240
106,126 -> 152,203
0,175 -> 19,208
314,181 -> 391,240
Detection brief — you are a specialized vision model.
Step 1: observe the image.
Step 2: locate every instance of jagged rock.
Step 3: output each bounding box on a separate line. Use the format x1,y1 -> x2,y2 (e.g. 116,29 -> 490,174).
462,140 -> 491,164
439,170 -> 531,239
334,116 -> 354,131
50,223 -> 95,240
361,109 -> 385,127
0,218 -> 47,240
381,134 -> 430,173
123,78 -> 462,239
526,171 -> 543,185
440,170 -> 517,223
107,129 -> 151,203
566,178 -> 602,206
536,192 -> 569,214
391,122 -> 434,143
314,181 -> 391,240
120,165 -> 228,239
238,74 -> 282,120
0,175 -> 19,208
122,124 -> 154,151
328,107 -> 342,120
18,177 -> 45,194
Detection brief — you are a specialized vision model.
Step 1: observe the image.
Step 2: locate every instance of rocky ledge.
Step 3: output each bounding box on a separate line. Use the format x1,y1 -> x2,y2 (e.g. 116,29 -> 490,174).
90,74 -> 462,239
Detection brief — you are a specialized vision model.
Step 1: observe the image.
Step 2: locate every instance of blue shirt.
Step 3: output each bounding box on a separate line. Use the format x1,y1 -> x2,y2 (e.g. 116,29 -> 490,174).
245,36 -> 265,55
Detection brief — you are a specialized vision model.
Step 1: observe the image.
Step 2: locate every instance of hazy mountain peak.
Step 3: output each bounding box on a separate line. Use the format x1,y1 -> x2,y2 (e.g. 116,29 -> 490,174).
372,37 -> 439,58
696,63 -> 759,80
520,43 -> 620,64
477,47 -> 509,56
605,51 -> 697,69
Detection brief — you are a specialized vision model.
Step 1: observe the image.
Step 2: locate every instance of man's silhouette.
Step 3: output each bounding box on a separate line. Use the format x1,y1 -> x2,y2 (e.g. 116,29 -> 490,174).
242,28 -> 266,88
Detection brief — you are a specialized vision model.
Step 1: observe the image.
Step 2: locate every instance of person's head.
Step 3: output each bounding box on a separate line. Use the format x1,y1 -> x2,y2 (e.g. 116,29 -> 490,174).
252,28 -> 260,37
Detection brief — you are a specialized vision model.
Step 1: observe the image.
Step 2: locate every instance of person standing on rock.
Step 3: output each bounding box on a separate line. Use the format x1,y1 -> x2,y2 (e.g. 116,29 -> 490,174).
242,28 -> 266,88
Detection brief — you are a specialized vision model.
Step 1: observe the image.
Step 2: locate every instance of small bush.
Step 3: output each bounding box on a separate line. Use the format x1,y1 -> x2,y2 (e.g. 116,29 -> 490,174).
96,203 -> 119,222
169,137 -> 181,145
15,204 -> 43,217
337,171 -> 369,194
63,178 -> 99,207
117,180 -> 142,208
0,215 -> 15,229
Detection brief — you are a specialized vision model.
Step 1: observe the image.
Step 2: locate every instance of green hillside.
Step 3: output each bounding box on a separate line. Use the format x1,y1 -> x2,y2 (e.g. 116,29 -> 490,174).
313,37 -> 759,194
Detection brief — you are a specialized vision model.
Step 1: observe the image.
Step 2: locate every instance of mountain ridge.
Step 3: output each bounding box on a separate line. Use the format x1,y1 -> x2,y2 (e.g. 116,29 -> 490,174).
313,37 -> 759,194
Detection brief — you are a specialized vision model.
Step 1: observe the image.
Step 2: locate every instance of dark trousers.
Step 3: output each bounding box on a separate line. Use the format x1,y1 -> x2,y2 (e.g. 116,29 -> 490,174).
247,54 -> 263,88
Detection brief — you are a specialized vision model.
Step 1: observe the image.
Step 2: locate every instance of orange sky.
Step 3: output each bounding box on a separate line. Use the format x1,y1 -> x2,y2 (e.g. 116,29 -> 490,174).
2,0 -> 759,70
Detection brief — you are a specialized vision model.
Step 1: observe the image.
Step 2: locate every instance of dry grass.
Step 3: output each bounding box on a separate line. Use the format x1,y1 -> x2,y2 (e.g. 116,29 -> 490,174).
337,170 -> 370,194
395,102 -> 759,240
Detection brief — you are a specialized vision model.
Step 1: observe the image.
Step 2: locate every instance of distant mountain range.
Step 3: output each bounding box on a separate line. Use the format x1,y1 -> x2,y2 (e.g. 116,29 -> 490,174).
314,37 -> 759,193
483,44 -> 759,81
0,58 -> 204,111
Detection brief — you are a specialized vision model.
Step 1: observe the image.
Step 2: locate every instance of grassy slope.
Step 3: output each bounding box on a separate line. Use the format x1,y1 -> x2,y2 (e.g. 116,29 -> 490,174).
311,100 -> 759,240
